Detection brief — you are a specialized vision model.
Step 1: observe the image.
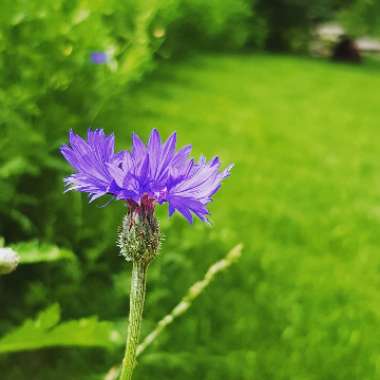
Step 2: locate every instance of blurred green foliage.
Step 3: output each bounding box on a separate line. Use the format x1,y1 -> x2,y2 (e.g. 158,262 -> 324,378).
0,304 -> 121,353
1,0 -> 380,379
0,0 -> 252,244
340,0 -> 380,37
252,0 -> 350,52
250,0 -> 380,52
11,241 -> 76,264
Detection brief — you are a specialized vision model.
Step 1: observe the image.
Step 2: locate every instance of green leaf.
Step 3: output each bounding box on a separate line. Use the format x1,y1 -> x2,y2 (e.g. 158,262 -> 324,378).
0,156 -> 39,178
37,303 -> 61,330
11,240 -> 76,264
0,304 -> 122,354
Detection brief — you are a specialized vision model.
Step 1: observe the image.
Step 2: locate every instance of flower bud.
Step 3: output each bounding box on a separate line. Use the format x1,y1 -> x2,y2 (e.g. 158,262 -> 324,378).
118,209 -> 160,263
0,248 -> 20,275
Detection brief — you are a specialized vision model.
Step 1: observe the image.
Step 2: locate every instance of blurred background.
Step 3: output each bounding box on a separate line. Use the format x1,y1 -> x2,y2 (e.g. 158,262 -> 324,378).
0,0 -> 380,379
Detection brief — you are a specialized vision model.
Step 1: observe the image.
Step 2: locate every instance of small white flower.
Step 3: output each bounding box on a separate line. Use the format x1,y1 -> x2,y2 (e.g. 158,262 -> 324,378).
0,248 -> 20,275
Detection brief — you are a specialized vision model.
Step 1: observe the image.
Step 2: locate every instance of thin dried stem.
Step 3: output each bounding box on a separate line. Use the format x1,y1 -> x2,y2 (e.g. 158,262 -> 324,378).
137,243 -> 243,356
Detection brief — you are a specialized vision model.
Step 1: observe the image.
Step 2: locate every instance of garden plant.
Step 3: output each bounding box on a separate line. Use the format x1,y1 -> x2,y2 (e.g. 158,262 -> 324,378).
60,128 -> 233,379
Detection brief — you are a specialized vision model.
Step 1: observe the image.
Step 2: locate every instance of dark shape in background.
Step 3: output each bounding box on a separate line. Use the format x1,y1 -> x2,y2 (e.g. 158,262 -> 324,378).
332,35 -> 361,63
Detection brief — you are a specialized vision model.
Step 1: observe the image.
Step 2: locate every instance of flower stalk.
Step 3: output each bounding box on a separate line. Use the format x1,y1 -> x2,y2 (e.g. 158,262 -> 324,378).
119,260 -> 148,380
118,208 -> 160,380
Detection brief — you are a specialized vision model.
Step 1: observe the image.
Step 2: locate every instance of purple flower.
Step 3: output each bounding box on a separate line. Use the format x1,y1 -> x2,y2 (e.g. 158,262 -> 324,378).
61,129 -> 233,223
90,51 -> 108,64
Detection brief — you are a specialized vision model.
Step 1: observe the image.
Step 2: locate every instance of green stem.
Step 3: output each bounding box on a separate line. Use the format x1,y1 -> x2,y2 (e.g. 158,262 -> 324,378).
119,260 -> 148,380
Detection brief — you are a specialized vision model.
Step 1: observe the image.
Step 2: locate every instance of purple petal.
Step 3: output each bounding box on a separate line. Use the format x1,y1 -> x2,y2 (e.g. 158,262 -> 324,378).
60,129 -> 120,202
132,132 -> 146,158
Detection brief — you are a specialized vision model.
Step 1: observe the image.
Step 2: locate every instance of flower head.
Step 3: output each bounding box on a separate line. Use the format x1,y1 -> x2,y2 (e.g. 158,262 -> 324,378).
61,129 -> 232,223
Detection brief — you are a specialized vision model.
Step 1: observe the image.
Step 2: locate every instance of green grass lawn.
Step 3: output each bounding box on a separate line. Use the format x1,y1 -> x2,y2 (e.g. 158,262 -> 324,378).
96,54 -> 380,379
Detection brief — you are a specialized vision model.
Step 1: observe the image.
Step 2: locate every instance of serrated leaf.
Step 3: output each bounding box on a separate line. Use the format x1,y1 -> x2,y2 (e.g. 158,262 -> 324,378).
11,240 -> 76,264
0,304 -> 122,354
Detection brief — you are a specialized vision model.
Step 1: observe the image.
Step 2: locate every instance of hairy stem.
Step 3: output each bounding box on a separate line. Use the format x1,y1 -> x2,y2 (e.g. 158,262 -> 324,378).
119,260 -> 148,380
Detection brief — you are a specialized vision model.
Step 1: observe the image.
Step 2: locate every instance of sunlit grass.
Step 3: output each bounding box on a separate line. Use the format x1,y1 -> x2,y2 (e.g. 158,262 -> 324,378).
98,54 -> 380,379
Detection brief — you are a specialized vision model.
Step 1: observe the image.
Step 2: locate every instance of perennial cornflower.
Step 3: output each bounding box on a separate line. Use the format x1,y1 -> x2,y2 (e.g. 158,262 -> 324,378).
61,128 -> 232,223
60,128 -> 232,380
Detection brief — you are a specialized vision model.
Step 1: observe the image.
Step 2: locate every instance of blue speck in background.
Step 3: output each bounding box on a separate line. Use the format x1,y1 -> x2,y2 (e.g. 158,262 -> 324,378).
90,52 -> 108,64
